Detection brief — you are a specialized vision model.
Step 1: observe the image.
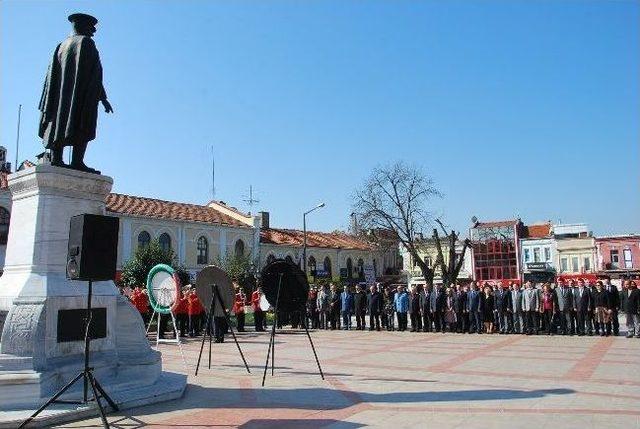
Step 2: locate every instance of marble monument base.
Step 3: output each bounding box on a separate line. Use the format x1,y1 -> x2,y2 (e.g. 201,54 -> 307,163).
0,165 -> 186,425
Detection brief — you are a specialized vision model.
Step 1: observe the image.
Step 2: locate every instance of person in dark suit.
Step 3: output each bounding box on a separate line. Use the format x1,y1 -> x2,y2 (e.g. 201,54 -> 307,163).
467,282 -> 482,334
367,284 -> 382,331
353,284 -> 368,330
604,278 -> 620,336
420,285 -> 432,332
494,285 -> 512,334
481,285 -> 495,334
573,279 -> 592,336
329,284 -> 340,330
586,280 -> 597,335
555,279 -> 575,335
430,285 -> 446,332
621,280 -> 640,338
454,284 -> 468,333
409,285 -> 422,332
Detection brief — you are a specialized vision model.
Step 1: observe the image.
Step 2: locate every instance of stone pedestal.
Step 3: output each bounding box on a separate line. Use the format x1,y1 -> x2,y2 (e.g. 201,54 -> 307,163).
0,165 -> 185,424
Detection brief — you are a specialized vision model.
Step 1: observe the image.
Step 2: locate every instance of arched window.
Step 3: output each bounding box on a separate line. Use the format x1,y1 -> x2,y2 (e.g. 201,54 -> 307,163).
0,207 -> 9,245
266,254 -> 276,266
346,257 -> 353,278
285,255 -> 294,264
323,257 -> 332,277
308,256 -> 316,274
234,239 -> 245,257
137,230 -> 151,249
159,232 -> 172,253
357,258 -> 364,278
197,236 -> 208,265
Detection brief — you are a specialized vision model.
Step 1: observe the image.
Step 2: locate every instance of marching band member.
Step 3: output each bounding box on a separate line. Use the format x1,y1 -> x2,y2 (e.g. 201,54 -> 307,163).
233,286 -> 246,332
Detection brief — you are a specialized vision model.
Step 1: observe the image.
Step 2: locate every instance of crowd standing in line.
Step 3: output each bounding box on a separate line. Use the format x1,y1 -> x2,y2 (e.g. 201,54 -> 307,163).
302,278 -> 640,338
126,278 -> 640,340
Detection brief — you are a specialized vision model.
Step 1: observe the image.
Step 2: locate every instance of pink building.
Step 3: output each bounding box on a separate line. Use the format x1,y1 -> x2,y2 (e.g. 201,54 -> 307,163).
596,235 -> 640,279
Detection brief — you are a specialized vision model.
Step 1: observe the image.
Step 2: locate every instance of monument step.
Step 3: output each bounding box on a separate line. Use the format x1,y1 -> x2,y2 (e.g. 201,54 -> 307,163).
0,353 -> 33,371
0,370 -> 187,428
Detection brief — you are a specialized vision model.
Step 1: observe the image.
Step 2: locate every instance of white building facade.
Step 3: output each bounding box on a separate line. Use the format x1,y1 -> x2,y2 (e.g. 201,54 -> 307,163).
519,223 -> 557,283
553,223 -> 597,280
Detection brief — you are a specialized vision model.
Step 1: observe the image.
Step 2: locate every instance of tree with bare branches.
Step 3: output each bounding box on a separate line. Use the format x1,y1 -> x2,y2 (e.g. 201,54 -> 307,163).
432,219 -> 471,288
352,162 -> 442,286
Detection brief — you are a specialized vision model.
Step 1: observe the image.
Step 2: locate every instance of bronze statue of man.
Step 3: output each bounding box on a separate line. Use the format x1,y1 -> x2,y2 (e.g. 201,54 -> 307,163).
38,13 -> 113,174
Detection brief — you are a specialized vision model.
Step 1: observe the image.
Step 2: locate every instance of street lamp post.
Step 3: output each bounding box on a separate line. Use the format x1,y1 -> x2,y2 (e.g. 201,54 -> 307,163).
303,202 -> 325,275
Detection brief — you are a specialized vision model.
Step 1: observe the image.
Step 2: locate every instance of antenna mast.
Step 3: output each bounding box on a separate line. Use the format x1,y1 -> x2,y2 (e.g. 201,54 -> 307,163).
211,145 -> 215,200
14,104 -> 22,171
242,185 -> 260,212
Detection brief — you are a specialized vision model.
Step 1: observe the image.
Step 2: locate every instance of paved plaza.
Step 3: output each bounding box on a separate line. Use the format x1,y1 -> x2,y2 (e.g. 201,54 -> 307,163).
56,328 -> 640,429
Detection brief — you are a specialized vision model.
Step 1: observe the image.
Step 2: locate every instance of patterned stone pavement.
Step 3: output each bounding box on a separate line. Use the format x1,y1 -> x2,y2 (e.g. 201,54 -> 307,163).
58,328 -> 640,429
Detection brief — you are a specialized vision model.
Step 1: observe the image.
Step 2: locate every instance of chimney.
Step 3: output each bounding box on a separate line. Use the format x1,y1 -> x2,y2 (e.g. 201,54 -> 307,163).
258,211 -> 270,229
350,212 -> 359,235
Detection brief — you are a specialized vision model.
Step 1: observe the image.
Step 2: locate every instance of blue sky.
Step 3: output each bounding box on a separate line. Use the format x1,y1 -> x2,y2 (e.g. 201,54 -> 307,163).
1,0 -> 638,236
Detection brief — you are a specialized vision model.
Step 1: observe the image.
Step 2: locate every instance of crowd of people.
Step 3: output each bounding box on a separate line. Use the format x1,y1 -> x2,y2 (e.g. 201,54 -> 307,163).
126,278 -> 640,340
128,285 -> 206,338
304,279 -> 640,338
127,284 -> 267,342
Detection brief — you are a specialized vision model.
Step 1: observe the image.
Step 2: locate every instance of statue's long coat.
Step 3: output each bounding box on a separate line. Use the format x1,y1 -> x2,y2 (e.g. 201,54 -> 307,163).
39,35 -> 106,149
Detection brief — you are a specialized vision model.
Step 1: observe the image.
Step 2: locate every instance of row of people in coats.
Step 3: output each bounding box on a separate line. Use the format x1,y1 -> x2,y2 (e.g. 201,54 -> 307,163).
308,283 -> 388,331
303,279 -> 640,337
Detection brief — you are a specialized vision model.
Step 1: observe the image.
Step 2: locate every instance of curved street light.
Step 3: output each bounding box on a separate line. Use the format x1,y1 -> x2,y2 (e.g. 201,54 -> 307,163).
303,202 -> 326,274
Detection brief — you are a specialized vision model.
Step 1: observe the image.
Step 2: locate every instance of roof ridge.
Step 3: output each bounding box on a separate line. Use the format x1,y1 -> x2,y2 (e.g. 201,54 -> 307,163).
265,227 -> 351,236
106,192 -> 249,228
109,192 -> 213,210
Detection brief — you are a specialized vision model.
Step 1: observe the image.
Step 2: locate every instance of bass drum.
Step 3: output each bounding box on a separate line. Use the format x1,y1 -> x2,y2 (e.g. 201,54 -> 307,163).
259,294 -> 271,311
195,265 -> 234,317
259,259 -> 309,312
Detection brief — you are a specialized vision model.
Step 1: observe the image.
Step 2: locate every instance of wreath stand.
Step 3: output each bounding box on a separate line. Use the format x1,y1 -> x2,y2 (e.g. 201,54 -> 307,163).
146,310 -> 187,368
261,273 -> 324,386
194,283 -> 251,376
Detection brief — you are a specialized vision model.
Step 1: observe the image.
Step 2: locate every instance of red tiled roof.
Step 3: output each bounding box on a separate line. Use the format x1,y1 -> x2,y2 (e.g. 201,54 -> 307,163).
206,200 -> 250,217
106,193 -> 249,228
474,220 -> 519,228
523,223 -> 551,238
260,228 -> 374,251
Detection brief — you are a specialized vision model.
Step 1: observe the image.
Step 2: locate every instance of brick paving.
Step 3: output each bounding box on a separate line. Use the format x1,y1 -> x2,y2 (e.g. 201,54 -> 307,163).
58,329 -> 640,429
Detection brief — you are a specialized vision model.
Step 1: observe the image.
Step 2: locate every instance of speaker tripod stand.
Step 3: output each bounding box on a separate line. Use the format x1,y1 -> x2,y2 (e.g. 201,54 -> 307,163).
261,274 -> 325,386
195,283 -> 251,376
19,280 -> 119,429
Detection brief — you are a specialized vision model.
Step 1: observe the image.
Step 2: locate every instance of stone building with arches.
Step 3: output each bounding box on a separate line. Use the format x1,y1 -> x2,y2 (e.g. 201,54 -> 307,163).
105,194 -> 259,280
259,227 -> 398,284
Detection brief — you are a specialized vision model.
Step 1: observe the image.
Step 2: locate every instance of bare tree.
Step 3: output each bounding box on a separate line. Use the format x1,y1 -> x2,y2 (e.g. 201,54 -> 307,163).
353,162 -> 441,285
432,219 -> 471,288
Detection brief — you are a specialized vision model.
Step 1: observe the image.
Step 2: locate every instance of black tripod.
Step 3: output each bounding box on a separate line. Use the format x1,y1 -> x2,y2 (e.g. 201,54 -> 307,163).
261,274 -> 324,386
19,280 -> 119,429
195,283 -> 251,376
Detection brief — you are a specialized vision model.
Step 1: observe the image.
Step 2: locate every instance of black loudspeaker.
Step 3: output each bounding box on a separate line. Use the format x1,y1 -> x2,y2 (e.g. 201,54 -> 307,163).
67,214 -> 119,281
